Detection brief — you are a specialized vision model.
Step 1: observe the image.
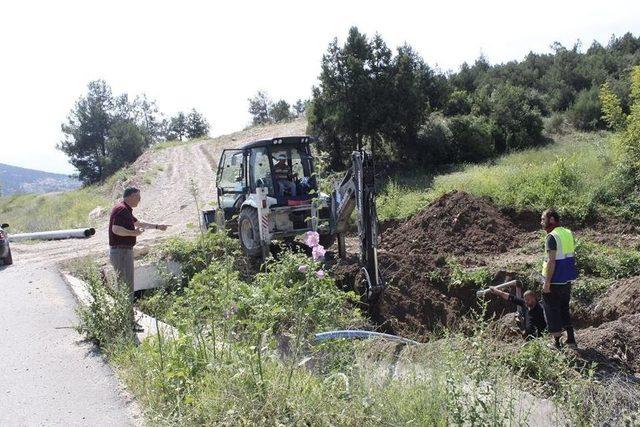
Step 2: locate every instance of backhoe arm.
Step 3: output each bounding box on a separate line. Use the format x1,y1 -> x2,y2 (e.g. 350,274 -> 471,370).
330,151 -> 385,299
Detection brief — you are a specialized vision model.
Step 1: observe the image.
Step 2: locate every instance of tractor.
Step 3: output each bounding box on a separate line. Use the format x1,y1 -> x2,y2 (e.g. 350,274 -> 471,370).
205,135 -> 384,298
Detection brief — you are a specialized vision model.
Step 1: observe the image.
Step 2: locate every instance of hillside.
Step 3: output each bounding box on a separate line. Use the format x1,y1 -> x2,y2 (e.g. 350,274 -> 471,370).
5,118 -> 308,264
9,118 -> 640,425
0,163 -> 80,196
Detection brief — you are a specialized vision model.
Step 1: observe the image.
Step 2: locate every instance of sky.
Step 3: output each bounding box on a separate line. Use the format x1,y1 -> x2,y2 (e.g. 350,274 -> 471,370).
1,0 -> 639,175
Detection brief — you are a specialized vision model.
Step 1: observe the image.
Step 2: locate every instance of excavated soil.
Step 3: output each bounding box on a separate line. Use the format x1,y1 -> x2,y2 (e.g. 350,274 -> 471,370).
576,314 -> 640,373
589,277 -> 640,325
333,191 -> 640,374
334,191 -> 527,338
380,191 -> 524,258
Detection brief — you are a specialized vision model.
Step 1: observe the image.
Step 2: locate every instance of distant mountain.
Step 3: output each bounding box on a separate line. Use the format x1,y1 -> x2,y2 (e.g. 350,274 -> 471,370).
0,163 -> 81,196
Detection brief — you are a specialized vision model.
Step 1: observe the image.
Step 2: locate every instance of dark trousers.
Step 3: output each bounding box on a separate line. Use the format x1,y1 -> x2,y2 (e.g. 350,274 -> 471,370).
542,283 -> 572,333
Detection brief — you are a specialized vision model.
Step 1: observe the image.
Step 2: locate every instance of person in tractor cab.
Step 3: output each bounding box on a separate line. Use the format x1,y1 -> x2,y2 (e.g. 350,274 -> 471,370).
274,153 -> 297,198
489,286 -> 547,339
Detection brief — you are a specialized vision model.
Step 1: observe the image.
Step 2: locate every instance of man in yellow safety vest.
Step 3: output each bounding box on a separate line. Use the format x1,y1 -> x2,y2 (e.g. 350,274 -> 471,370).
540,208 -> 578,349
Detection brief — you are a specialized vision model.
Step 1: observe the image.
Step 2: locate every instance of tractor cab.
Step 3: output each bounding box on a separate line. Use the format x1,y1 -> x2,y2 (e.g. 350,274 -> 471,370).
216,136 -> 318,219
211,136 -> 331,255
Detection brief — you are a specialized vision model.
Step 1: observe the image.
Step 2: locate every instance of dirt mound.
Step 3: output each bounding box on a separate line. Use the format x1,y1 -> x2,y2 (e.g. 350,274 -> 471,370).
576,314 -> 640,373
335,191 -> 527,339
587,276 -> 640,325
380,191 -> 523,258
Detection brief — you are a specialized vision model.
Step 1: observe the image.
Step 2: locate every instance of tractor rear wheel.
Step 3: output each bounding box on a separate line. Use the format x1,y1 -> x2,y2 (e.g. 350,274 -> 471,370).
238,208 -> 262,257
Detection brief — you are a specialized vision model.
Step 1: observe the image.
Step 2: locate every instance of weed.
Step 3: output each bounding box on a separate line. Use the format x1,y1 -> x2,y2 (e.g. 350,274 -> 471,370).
154,231 -> 242,285
447,257 -> 492,290
75,262 -> 134,351
576,239 -> 640,279
77,239 -> 638,426
572,278 -> 612,304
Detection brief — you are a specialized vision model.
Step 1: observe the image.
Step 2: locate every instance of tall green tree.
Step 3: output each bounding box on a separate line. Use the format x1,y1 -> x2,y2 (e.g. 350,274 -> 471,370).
105,120 -> 146,175
58,80 -> 114,184
187,109 -> 210,138
58,80 -> 162,184
309,27 -> 442,168
270,100 -> 293,123
293,99 -> 306,117
248,91 -> 272,125
168,112 -> 188,141
134,94 -> 163,145
309,28 -> 389,169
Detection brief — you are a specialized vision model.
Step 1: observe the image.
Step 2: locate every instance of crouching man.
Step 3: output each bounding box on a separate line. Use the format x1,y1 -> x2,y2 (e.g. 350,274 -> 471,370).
109,187 -> 170,332
490,286 -> 547,339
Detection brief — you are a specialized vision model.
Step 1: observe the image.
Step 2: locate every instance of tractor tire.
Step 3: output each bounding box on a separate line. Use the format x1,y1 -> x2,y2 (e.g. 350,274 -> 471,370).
319,233 -> 336,249
238,208 -> 262,257
3,248 -> 13,266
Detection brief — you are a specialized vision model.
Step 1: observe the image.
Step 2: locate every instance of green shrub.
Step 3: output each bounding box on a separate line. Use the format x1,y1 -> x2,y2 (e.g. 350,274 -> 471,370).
506,339 -> 584,387
568,87 -> 603,131
173,252 -> 363,338
156,231 -> 241,285
448,115 -> 496,163
490,83 -> 544,152
572,278 -> 611,304
544,112 -> 566,135
75,262 -> 134,351
444,90 -> 472,116
415,113 -> 453,165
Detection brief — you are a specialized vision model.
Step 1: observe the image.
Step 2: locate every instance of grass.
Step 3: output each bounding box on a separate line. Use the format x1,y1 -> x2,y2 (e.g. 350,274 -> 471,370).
0,163 -> 140,233
0,188 -> 108,233
73,232 -> 639,425
377,131 -> 614,221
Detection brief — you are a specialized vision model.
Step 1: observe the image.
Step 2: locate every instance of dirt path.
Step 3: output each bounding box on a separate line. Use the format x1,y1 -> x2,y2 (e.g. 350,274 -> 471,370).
11,119 -> 308,266
0,262 -> 143,426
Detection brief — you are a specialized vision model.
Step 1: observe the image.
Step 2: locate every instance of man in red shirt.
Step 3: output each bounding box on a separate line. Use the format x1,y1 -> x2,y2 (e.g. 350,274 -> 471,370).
109,187 -> 169,331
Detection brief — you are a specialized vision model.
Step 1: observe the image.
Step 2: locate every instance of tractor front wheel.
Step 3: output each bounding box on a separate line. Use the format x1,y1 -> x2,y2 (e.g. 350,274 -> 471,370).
238,208 -> 262,257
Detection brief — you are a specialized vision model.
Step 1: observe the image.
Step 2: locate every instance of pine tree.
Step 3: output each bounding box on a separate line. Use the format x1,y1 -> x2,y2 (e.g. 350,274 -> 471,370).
187,109 -> 210,138
270,100 -> 292,123
248,91 -> 272,125
168,112 -> 188,141
58,80 -> 114,184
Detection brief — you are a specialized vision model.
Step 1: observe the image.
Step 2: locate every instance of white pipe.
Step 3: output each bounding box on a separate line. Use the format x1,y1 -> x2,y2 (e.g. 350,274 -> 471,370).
315,330 -> 419,345
9,228 -> 96,242
476,279 -> 518,298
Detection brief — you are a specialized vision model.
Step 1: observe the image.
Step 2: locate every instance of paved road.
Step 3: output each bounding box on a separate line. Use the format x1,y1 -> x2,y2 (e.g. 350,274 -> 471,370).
0,261 -> 142,426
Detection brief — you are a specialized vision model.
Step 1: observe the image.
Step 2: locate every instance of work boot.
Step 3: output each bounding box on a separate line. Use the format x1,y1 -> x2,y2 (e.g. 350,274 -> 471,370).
565,327 -> 577,349
554,336 -> 562,349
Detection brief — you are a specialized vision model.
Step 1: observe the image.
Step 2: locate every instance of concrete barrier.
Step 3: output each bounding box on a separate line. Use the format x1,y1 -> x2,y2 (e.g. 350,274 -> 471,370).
134,260 -> 181,291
